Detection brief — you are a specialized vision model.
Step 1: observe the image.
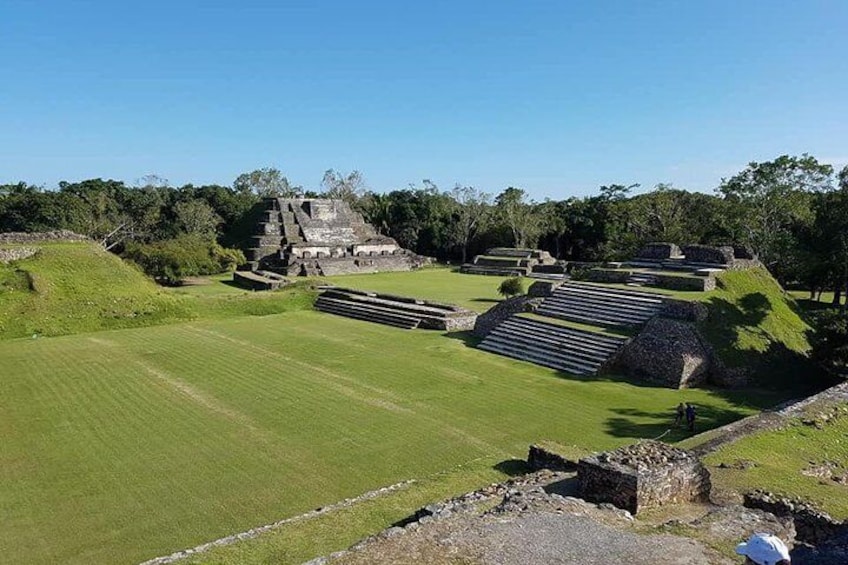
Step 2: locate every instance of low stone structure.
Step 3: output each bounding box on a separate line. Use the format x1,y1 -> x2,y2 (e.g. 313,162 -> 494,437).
232,270 -> 289,291
315,287 -> 477,331
681,244 -> 735,266
0,247 -> 39,263
578,441 -> 711,514
243,198 -> 426,276
617,318 -> 711,389
461,247 -> 557,277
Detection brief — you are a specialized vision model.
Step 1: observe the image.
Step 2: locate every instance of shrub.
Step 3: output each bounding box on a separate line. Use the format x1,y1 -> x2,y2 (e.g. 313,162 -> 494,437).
124,235 -> 245,285
498,276 -> 524,298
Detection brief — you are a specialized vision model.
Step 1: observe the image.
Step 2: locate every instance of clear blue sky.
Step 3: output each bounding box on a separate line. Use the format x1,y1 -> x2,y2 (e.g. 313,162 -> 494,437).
1,0 -> 846,199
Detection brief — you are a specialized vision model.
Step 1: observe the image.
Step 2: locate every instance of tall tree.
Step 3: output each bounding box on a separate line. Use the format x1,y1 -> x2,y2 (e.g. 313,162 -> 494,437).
495,187 -> 542,248
321,169 -> 366,208
233,167 -> 301,197
447,185 -> 492,263
718,154 -> 833,269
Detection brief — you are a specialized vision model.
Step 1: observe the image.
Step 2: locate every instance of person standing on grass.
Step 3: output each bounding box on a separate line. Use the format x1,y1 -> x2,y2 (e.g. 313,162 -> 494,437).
674,403 -> 685,427
685,403 -> 696,433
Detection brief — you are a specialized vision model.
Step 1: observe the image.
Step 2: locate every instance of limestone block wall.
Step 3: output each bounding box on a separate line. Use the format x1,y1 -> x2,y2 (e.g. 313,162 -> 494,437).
578,441 -> 711,514
617,318 -> 711,388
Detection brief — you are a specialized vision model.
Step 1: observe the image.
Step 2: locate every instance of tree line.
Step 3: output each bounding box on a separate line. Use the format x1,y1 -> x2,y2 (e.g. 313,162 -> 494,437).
2,156 -> 847,302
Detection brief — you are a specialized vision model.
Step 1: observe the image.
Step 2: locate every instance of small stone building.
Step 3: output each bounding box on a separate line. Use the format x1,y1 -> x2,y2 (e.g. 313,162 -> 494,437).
578,440 -> 711,514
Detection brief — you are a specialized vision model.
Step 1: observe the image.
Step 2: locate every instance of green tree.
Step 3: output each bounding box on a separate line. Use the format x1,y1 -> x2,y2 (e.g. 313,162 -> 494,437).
321,169 -> 365,208
233,167 -> 301,197
718,154 -> 833,269
173,199 -> 221,239
809,309 -> 848,376
495,187 -> 542,248
447,185 -> 492,263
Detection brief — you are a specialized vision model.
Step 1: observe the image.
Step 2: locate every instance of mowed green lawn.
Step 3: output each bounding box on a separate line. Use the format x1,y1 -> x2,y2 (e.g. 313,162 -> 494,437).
2,309 -> 773,564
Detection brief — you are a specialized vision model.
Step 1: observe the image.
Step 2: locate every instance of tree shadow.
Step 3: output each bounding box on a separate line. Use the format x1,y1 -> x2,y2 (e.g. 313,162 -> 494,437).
603,404 -> 752,441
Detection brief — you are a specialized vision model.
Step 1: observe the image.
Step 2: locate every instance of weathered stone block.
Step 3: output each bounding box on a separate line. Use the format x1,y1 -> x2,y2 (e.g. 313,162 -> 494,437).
578,441 -> 711,514
682,244 -> 734,265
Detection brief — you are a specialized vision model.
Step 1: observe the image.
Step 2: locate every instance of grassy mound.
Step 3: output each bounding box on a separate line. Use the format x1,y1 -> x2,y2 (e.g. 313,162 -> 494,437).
697,267 -> 823,390
0,243 -> 316,339
0,243 -> 193,338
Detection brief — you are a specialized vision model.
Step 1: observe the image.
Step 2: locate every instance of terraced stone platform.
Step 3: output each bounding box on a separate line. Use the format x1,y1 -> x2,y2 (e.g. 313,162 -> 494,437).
314,287 -> 478,331
476,281 -> 667,376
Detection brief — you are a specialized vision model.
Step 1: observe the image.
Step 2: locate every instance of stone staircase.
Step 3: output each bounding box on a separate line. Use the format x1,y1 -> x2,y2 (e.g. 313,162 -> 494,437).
536,282 -> 665,327
314,288 -> 478,331
478,316 -> 627,375
476,281 -> 667,376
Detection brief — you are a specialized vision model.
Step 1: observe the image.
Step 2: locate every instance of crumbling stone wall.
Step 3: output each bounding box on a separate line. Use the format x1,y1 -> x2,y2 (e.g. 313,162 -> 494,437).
472,295 -> 543,338
0,247 -> 39,263
682,244 -> 735,265
0,230 -> 89,243
635,242 -> 682,260
661,299 -> 709,322
578,441 -> 711,514
527,280 -> 564,298
744,491 -> 848,545
527,444 -> 577,472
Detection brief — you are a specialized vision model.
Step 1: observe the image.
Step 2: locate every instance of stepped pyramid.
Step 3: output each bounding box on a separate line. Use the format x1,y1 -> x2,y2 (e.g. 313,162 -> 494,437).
243,198 -> 425,277
478,282 -> 667,376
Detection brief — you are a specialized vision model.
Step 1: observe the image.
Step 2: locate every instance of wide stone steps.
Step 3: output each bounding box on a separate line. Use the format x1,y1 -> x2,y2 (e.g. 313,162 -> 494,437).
478,316 -> 627,375
314,296 -> 420,329
537,282 -> 665,327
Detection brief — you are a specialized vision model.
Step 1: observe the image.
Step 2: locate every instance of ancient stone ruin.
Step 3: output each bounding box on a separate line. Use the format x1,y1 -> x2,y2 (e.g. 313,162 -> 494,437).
461,247 -> 562,277
476,280 -> 662,375
232,270 -> 289,291
243,198 -> 425,277
578,440 -> 711,514
315,287 -> 478,331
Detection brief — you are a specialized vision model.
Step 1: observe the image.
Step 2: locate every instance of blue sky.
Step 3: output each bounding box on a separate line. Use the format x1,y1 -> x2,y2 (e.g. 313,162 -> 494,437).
1,0 -> 846,199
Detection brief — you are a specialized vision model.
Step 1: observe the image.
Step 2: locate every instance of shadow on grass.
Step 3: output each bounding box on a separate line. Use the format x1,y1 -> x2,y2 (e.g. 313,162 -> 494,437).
469,297 -> 500,304
603,404 -> 752,442
443,331 -> 481,347
493,459 -> 529,476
